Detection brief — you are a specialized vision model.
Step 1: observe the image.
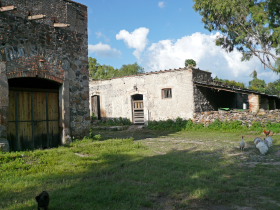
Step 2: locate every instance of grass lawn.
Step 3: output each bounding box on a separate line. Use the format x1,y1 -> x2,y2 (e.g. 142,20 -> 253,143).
1,128 -> 280,209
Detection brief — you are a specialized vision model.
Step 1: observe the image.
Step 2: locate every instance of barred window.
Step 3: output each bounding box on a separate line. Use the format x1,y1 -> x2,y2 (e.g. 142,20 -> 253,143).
162,88 -> 172,99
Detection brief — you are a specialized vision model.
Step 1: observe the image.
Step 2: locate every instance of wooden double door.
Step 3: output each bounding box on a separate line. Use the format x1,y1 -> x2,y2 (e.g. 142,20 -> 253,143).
8,89 -> 60,151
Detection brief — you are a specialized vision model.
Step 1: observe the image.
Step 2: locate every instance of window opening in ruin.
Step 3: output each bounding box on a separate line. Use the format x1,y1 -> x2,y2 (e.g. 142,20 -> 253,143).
131,94 -> 144,124
162,88 -> 172,99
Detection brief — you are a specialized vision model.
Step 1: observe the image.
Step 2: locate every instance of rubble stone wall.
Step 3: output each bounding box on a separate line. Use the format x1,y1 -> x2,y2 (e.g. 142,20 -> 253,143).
193,109 -> 280,126
0,0 -> 90,151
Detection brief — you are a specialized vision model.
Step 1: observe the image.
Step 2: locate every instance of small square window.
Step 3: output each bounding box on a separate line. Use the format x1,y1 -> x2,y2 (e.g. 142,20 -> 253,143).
162,88 -> 172,99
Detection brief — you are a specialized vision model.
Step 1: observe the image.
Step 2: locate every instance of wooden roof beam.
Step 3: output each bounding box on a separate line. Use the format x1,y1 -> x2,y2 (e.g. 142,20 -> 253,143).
28,14 -> 46,20
0,5 -> 16,12
53,23 -> 70,28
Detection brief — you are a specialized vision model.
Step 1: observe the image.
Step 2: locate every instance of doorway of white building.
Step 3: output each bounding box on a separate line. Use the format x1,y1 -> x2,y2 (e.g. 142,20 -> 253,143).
131,94 -> 144,124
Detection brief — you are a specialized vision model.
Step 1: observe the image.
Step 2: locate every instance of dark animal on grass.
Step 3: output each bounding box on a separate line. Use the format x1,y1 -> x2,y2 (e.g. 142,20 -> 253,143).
35,191 -> 50,210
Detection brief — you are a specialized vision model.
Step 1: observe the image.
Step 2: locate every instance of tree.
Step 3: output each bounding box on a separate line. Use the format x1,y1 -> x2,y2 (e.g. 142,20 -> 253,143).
213,76 -> 245,88
88,57 -> 117,80
117,63 -> 144,77
88,57 -> 144,80
95,65 -> 117,80
265,79 -> 280,96
185,59 -> 197,68
193,0 -> 280,72
248,70 -> 266,92
88,57 -> 99,78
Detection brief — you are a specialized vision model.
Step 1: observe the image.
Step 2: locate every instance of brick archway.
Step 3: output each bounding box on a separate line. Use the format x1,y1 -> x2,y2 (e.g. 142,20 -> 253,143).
0,62 -> 71,151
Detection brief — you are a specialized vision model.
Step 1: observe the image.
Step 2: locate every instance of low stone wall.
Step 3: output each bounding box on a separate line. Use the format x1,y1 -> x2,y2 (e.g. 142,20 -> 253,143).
193,109 -> 280,126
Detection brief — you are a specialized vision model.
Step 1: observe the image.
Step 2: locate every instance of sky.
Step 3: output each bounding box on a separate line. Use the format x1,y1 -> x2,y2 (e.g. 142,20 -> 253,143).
74,0 -> 279,85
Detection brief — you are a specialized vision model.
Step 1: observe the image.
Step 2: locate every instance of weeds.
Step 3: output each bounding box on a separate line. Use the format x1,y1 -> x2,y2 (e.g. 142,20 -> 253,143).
88,128 -> 103,141
147,118 -> 280,133
97,117 -> 132,126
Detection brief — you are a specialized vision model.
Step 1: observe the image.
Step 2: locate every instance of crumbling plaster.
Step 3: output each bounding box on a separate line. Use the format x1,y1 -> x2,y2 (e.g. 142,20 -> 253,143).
90,69 -> 195,123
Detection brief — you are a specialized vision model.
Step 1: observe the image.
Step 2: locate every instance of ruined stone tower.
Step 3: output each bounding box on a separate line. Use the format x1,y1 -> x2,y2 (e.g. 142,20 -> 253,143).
0,0 -> 90,151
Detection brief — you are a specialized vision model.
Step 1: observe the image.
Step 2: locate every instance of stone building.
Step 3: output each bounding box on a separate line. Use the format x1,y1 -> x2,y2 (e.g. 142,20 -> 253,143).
89,67 -> 280,124
0,0 -> 90,151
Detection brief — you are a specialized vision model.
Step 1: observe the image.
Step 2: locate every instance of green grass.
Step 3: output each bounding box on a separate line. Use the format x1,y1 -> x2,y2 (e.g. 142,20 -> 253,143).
1,129 -> 280,209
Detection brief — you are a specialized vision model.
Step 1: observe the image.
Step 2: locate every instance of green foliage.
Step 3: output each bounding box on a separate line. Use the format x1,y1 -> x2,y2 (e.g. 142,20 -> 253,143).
207,119 -> 245,131
248,70 -> 267,92
214,77 -> 246,88
265,79 -> 280,96
91,113 -> 97,121
98,117 -> 132,126
117,63 -> 144,77
250,121 -> 280,133
148,118 -> 205,131
185,59 -> 197,67
89,57 -> 144,80
148,118 -> 280,133
148,118 -> 190,131
94,134 -> 103,141
89,128 -> 102,141
193,0 -> 280,72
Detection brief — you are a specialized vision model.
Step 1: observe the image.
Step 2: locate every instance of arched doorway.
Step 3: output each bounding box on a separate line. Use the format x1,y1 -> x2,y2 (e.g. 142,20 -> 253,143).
131,94 -> 144,124
7,78 -> 61,151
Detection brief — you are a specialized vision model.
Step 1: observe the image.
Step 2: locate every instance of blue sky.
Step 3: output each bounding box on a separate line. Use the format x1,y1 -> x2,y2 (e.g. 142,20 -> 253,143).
74,0 -> 278,85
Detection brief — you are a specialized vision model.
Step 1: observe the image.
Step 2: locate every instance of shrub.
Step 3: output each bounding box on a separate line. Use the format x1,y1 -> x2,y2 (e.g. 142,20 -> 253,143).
97,117 -> 132,126
147,118 -> 279,133
94,134 -> 102,141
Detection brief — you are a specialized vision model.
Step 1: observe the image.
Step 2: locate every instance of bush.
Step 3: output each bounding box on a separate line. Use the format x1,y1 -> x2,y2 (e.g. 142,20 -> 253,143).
94,134 -> 102,141
147,118 -> 201,131
206,120 -> 245,131
97,117 -> 132,126
147,118 -> 279,133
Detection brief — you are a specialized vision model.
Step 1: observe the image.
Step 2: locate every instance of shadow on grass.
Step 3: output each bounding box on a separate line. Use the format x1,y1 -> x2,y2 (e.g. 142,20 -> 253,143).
3,143 -> 280,210
91,127 -> 181,141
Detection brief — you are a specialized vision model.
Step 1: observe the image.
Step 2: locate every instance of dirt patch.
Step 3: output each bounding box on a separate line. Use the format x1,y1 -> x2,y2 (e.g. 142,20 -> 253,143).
74,153 -> 93,157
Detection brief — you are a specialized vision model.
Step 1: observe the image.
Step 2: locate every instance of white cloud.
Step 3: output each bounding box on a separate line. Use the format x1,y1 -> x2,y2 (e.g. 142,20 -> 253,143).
158,1 -> 166,8
116,27 -> 150,59
95,32 -> 110,42
89,43 -> 121,57
139,32 -> 277,84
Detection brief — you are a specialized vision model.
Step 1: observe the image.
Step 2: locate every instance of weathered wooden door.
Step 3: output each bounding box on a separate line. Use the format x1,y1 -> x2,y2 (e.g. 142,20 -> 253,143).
132,100 -> 144,124
7,89 -> 60,151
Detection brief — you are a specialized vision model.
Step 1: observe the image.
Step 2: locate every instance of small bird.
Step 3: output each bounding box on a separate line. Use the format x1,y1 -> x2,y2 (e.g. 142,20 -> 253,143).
35,191 -> 50,210
254,137 -> 262,145
263,130 -> 271,137
256,140 -> 269,155
264,136 -> 274,147
240,136 -> 245,151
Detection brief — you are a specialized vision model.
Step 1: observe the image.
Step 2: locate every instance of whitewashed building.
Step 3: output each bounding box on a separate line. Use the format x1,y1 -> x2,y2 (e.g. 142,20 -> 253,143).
89,67 -> 280,124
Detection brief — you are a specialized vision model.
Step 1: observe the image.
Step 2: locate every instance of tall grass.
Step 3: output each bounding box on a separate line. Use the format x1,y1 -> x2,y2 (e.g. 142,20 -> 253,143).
147,118 -> 280,133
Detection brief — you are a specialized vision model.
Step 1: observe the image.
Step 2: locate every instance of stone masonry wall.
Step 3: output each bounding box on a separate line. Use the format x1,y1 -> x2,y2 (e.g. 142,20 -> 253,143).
0,0 -> 90,143
193,109 -> 280,126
